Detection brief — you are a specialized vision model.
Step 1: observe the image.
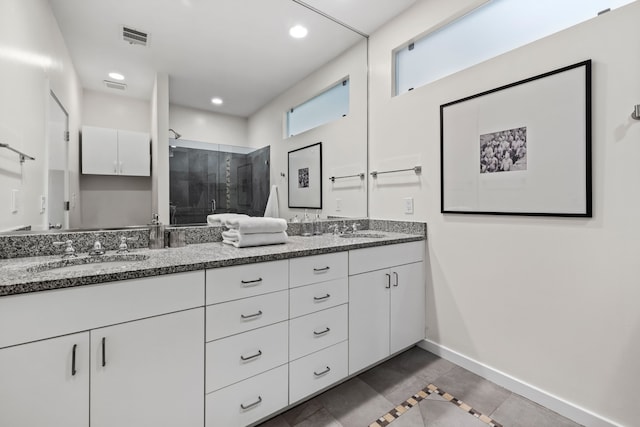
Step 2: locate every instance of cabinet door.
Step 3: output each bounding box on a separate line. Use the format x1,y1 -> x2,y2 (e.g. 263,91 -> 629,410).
117,130 -> 150,176
348,269 -> 390,375
90,308 -> 204,427
0,332 -> 89,427
81,126 -> 118,175
390,262 -> 425,354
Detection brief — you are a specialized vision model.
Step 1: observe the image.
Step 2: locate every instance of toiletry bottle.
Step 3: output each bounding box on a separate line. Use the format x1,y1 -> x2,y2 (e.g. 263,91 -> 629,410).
313,211 -> 322,235
302,210 -> 312,236
149,213 -> 165,249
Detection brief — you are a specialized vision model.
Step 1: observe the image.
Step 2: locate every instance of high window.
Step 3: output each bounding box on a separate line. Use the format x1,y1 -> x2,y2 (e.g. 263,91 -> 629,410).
286,79 -> 349,137
395,0 -> 634,95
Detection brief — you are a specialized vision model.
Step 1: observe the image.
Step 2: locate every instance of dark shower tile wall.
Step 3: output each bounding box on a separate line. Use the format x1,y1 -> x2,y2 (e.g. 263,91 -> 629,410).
169,145 -> 270,224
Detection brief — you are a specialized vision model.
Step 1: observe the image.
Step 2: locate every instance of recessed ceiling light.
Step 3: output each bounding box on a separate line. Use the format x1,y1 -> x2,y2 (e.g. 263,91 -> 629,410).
289,25 -> 308,39
211,97 -> 223,105
108,72 -> 125,81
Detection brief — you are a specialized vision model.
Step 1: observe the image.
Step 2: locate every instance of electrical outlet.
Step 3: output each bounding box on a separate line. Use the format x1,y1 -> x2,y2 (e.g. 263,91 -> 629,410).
404,197 -> 414,214
336,198 -> 342,211
40,195 -> 46,213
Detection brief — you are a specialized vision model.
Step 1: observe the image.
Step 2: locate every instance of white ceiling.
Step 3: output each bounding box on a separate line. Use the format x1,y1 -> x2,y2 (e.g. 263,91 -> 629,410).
48,0 -> 416,118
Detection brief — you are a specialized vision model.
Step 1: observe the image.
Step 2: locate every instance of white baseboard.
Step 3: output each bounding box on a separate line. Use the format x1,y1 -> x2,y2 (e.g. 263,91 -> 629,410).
418,339 -> 623,427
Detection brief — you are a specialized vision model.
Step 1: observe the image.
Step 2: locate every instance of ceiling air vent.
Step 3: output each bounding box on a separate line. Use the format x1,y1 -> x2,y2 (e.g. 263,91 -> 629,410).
122,26 -> 148,46
104,80 -> 127,91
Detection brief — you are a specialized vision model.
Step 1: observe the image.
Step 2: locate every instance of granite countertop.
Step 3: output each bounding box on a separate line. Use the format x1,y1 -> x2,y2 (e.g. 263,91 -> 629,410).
0,231 -> 425,297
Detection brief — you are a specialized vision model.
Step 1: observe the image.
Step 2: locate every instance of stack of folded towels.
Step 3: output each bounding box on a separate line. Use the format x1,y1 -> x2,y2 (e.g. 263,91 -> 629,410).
207,213 -> 249,226
222,217 -> 288,248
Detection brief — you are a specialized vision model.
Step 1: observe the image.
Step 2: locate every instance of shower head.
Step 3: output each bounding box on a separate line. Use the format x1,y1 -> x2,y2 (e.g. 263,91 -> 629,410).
169,128 -> 182,139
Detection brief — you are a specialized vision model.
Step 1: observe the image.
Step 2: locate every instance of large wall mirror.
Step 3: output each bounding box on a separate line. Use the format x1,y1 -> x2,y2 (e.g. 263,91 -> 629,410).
0,0 -> 414,234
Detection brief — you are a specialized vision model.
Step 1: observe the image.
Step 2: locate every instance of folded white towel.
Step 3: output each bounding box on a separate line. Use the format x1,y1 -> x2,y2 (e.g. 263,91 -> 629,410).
222,230 -> 288,248
225,217 -> 288,234
207,213 -> 249,226
264,185 -> 279,218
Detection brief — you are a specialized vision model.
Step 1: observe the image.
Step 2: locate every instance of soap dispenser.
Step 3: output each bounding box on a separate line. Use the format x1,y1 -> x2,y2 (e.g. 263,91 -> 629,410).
313,211 -> 322,235
148,213 -> 165,249
301,210 -> 312,237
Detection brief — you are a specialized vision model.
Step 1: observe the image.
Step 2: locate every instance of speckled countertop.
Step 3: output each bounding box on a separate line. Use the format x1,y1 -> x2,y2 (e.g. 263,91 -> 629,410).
0,231 -> 425,297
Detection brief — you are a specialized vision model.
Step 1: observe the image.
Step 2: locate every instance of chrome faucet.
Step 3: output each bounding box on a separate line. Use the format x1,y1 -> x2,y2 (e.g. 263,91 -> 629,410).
53,240 -> 77,258
117,236 -> 139,254
88,240 -> 106,256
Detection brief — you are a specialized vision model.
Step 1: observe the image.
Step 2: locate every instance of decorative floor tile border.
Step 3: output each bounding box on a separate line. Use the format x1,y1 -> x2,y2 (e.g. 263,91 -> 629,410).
369,383 -> 503,427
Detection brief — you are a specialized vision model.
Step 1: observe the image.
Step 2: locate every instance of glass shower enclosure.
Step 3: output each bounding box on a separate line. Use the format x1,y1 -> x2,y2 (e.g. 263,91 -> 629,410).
169,139 -> 270,225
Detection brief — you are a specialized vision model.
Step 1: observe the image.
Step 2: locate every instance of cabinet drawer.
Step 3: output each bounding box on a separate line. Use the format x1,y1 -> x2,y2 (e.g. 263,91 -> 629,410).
206,290 -> 288,341
289,278 -> 348,319
206,260 -> 288,305
206,365 -> 288,427
289,341 -> 348,404
206,321 -> 288,393
289,252 -> 348,288
289,304 -> 348,361
0,270 -> 204,349
349,241 -> 424,275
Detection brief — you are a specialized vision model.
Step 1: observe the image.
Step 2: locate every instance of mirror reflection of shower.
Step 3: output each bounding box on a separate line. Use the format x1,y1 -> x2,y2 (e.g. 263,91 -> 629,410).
168,138 -> 270,225
168,128 -> 181,139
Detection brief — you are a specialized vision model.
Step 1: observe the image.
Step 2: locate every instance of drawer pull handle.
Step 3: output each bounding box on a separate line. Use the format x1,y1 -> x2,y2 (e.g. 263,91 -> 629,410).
241,278 -> 263,286
240,396 -> 262,410
314,366 -> 331,377
313,327 -> 331,336
101,337 -> 107,367
240,310 -> 263,320
72,344 -> 77,376
385,273 -> 391,289
393,271 -> 399,287
240,350 -> 263,361
313,266 -> 330,272
314,294 -> 331,301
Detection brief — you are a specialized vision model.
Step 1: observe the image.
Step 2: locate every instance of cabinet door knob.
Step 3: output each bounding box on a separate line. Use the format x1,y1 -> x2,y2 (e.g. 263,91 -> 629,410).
240,310 -> 263,320
240,396 -> 262,410
313,293 -> 331,301
71,344 -> 77,376
393,271 -> 399,287
240,349 -> 263,361
385,273 -> 391,289
313,366 -> 331,377
313,266 -> 330,272
313,327 -> 331,336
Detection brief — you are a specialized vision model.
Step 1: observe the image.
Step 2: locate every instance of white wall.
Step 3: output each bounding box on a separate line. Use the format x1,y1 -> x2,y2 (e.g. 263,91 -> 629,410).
151,73 -> 170,224
369,2 -> 640,426
0,0 -> 82,231
80,89 -> 152,228
248,39 -> 368,220
169,104 -> 248,147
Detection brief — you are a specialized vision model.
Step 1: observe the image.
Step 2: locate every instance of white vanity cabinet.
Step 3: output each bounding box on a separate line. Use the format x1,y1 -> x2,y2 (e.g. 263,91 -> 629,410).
204,260 -> 290,427
288,252 -> 349,404
0,271 -> 205,427
90,309 -> 204,427
81,125 -> 150,176
348,241 -> 425,375
0,332 -> 90,427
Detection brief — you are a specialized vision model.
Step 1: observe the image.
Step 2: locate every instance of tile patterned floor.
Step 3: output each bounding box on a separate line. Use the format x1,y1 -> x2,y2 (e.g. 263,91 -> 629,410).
257,346 -> 584,427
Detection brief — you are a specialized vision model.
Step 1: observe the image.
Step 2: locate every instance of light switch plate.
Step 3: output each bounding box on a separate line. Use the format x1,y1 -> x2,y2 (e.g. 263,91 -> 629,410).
404,197 -> 414,214
11,189 -> 19,213
336,198 -> 342,212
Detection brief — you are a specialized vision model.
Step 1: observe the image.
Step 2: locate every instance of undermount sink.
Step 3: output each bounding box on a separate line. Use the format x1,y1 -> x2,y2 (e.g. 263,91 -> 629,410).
27,253 -> 149,274
339,233 -> 387,239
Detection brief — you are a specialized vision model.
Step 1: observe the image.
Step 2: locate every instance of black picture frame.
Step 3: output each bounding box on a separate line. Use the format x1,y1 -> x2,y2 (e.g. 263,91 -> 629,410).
288,142 -> 323,209
440,60 -> 592,217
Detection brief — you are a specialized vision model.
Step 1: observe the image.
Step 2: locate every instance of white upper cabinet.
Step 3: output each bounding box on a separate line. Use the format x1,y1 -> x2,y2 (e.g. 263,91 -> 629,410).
81,125 -> 150,176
